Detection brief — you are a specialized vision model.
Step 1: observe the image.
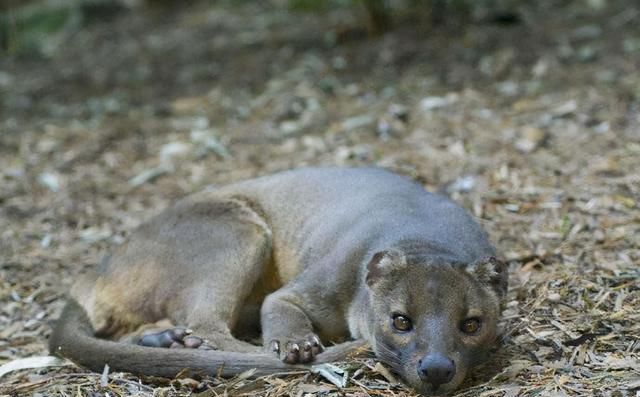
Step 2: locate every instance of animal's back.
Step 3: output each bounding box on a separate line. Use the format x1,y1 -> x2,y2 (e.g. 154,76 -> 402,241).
215,167 -> 495,271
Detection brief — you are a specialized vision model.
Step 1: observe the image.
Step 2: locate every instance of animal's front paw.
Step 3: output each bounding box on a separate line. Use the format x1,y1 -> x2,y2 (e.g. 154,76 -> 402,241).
269,334 -> 323,364
138,328 -> 211,350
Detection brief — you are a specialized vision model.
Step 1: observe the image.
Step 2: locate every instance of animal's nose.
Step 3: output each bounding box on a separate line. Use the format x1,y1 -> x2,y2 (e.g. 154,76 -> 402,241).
417,353 -> 456,389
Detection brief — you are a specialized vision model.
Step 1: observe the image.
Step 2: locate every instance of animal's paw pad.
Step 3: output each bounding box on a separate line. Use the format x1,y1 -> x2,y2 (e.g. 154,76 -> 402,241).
269,334 -> 323,364
138,328 -> 208,349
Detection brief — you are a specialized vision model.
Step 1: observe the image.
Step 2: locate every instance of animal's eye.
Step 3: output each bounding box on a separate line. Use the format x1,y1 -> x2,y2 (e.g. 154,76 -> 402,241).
391,314 -> 413,332
460,317 -> 482,334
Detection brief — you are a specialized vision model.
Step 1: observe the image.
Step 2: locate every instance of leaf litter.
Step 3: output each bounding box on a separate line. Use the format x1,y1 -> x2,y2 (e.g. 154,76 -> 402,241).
0,1 -> 638,396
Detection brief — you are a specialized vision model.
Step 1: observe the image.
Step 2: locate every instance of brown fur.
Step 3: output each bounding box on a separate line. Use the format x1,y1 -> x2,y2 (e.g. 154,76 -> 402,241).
50,167 -> 507,395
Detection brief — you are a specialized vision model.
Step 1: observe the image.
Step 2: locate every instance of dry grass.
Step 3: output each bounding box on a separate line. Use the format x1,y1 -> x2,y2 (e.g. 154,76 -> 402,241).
0,1 -> 638,396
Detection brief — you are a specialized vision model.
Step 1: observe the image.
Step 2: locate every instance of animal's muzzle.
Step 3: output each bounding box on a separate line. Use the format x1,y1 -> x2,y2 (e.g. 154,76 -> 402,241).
417,352 -> 456,390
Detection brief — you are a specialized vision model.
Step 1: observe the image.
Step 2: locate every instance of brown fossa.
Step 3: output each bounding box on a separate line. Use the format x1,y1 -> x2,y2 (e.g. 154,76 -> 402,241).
50,167 -> 508,395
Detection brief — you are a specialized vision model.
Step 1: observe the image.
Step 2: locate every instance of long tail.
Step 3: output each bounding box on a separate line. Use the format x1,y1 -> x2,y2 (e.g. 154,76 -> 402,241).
49,300 -> 369,378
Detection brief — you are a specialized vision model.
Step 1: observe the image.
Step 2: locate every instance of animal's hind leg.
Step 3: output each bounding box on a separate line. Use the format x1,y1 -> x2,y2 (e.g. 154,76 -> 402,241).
84,196 -> 273,353
178,234 -> 271,352
145,196 -> 273,353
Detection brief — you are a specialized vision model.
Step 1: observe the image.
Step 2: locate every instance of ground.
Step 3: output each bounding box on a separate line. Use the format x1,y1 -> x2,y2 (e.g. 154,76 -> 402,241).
0,1 -> 639,396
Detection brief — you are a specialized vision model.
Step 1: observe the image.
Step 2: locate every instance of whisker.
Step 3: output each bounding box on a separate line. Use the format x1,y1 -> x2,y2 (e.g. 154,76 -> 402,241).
375,337 -> 399,356
378,355 -> 403,374
374,336 -> 403,371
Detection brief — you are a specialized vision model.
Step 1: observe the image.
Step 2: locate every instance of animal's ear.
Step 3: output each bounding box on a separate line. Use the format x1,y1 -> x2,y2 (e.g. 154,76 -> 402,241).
467,257 -> 508,298
365,249 -> 407,287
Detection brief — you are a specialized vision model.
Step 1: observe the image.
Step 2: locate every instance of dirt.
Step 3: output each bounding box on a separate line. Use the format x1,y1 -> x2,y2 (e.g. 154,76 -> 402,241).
0,1 -> 638,396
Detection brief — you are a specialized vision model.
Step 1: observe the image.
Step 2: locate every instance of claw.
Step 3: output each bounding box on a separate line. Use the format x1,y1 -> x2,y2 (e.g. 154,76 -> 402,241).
169,341 -> 184,348
300,341 -> 314,362
169,328 -> 189,340
310,335 -> 323,355
284,342 -> 300,364
270,335 -> 323,364
303,341 -> 313,351
288,342 -> 300,352
183,335 -> 203,348
270,340 -> 281,354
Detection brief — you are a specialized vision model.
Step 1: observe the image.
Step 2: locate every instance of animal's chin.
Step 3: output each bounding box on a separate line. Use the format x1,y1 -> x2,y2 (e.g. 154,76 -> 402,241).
413,383 -> 460,396
411,382 -> 463,396
402,368 -> 467,396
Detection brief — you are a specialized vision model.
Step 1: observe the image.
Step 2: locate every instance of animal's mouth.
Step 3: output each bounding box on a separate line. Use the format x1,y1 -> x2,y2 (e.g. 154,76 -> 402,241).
395,359 -> 467,396
414,381 -> 461,396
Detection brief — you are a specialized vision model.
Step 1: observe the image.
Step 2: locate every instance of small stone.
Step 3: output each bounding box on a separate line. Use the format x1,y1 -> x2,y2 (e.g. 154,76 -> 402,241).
592,121 -> 610,134
448,140 -> 466,157
279,138 -> 298,154
377,118 -> 392,140
419,96 -> 453,111
514,127 -> 547,153
388,103 -> 409,122
553,100 -> 578,117
301,136 -> 326,151
596,69 -> 617,83
577,45 -> 598,62
37,172 -> 61,192
5,167 -> 25,179
191,129 -> 230,158
332,56 -> 347,70
341,114 -> 374,132
532,59 -> 549,78
497,81 -> 519,97
623,38 -> 640,54
171,96 -> 209,115
279,120 -> 301,135
160,141 -> 192,165
586,0 -> 605,9
128,165 -> 171,187
572,25 -> 602,40
40,234 -> 52,248
0,71 -> 13,88
343,83 -> 360,96
479,48 -> 515,77
335,147 -> 352,162
548,293 -> 562,302
79,226 -> 113,243
171,116 -> 209,131
376,117 -> 405,140
447,175 -> 476,193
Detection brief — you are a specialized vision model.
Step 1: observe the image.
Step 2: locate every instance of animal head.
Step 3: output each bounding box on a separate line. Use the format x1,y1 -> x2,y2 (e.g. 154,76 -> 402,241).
363,248 -> 507,395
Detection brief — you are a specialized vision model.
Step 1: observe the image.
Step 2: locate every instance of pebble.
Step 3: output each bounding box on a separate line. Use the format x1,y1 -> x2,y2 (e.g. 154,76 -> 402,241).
341,114 -> 374,132
553,100 -> 578,117
577,45 -> 598,62
623,38 -> 640,53
128,165 -> 170,187
79,226 -> 113,243
37,172 -> 61,192
548,293 -> 562,302
514,127 -> 547,153
447,175 -> 476,193
0,71 -> 13,88
388,103 -> 408,121
572,24 -> 602,40
160,141 -> 192,165
279,120 -> 301,135
419,96 -> 453,111
191,129 -> 231,158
